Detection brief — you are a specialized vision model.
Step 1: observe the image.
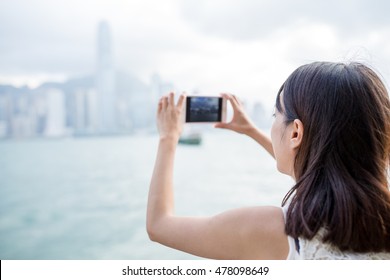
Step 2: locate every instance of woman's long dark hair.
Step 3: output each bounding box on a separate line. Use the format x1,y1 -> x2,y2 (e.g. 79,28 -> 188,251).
279,62 -> 390,252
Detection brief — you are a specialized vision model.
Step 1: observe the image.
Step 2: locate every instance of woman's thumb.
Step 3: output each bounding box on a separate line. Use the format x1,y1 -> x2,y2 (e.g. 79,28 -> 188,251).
214,122 -> 228,129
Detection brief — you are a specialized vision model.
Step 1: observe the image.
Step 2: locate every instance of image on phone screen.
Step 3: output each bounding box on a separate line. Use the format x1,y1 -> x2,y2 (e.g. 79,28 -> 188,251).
185,96 -> 223,122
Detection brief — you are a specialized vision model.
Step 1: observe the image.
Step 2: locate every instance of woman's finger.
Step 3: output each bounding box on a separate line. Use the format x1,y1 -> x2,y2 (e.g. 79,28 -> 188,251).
158,98 -> 163,113
177,93 -> 186,109
161,95 -> 168,109
214,122 -> 229,129
232,95 -> 242,106
222,93 -> 240,111
168,92 -> 175,107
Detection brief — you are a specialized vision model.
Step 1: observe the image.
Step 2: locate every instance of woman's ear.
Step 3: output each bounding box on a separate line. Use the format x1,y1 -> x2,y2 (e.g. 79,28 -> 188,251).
290,119 -> 304,149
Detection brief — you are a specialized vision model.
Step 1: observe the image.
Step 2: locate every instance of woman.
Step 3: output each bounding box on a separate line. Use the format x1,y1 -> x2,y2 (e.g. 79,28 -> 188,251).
147,62 -> 390,259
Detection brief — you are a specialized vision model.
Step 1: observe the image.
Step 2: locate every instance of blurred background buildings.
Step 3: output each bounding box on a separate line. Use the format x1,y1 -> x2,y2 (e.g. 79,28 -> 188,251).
0,21 -> 177,138
0,21 -> 267,139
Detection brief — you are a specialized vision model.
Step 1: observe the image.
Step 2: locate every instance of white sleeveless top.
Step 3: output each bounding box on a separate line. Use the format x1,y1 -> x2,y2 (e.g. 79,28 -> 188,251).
281,205 -> 390,260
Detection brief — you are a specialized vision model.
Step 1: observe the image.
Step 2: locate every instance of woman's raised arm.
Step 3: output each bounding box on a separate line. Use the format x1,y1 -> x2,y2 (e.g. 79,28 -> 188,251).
146,92 -> 287,259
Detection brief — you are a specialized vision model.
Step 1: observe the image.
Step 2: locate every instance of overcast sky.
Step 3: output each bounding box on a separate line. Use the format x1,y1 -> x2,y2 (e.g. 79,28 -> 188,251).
1,0 -> 390,106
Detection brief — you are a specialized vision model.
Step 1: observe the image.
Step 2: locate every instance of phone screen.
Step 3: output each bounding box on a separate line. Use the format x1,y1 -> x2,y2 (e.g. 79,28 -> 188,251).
185,96 -> 223,122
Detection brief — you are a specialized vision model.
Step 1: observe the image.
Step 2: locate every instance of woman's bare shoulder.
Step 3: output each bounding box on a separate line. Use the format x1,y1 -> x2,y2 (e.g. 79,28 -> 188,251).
209,205 -> 289,259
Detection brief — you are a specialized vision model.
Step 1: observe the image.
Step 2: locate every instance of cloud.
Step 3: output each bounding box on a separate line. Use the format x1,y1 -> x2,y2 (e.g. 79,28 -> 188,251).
179,0 -> 390,41
0,0 -> 100,75
1,0 -> 390,106
0,0 -> 197,77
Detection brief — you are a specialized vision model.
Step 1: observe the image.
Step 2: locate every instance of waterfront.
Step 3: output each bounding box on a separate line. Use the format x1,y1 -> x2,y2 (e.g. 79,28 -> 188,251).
0,131 -> 293,259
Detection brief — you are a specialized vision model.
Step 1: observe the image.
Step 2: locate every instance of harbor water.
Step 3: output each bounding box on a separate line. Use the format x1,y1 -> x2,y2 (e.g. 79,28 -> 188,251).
0,130 -> 293,259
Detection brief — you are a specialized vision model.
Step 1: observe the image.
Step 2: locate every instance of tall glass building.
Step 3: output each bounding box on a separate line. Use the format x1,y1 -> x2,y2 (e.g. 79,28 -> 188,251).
96,21 -> 117,134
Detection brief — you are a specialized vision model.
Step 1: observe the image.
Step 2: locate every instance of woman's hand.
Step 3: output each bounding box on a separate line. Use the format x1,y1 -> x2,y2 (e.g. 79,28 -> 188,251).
215,93 -> 257,135
215,93 -> 275,158
157,92 -> 186,142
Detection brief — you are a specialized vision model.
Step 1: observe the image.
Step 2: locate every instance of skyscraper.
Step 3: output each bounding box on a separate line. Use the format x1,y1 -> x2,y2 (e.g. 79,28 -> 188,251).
44,89 -> 66,137
96,21 -> 117,134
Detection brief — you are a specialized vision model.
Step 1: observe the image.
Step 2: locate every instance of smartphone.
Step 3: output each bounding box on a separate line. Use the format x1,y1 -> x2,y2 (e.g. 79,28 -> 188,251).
184,96 -> 227,123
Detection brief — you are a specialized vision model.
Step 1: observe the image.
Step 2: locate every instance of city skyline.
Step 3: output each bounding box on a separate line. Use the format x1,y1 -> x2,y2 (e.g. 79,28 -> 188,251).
1,0 -> 389,138
0,21 -> 175,138
0,19 -> 268,139
2,0 -> 390,108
